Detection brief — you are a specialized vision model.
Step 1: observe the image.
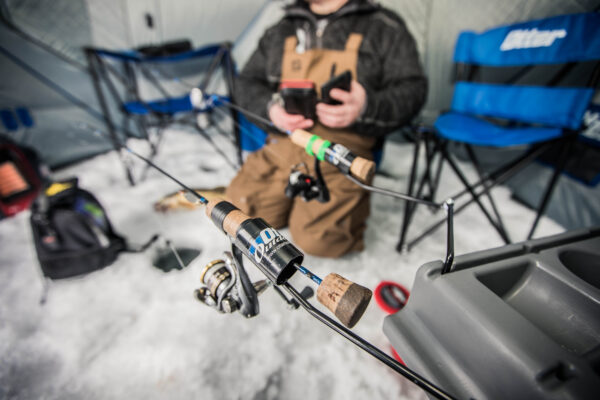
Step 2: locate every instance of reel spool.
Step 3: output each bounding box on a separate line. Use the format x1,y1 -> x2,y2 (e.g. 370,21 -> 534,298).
194,253 -> 268,314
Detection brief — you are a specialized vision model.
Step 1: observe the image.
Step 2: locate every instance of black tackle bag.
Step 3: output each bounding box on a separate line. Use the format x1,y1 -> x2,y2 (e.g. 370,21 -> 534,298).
30,178 -> 129,279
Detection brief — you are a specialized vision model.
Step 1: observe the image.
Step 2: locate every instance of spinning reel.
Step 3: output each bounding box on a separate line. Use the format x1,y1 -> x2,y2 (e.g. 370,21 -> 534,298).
195,245 -> 314,317
284,160 -> 330,203
195,251 -> 265,315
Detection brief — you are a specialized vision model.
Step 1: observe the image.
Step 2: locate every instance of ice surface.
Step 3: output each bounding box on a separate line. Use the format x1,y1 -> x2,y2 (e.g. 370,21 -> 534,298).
0,128 -> 564,400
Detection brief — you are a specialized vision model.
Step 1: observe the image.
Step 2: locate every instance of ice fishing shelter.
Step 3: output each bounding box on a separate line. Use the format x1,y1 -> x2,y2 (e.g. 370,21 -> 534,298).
0,0 -> 270,170
1,0 -> 599,224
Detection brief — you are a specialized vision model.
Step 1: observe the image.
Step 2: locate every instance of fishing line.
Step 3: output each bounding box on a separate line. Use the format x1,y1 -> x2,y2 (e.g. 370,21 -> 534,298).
210,103 -> 294,167
125,147 -> 208,204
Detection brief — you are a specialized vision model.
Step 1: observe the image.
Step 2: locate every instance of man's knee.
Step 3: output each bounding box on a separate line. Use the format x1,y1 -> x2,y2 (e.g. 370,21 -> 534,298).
225,174 -> 290,229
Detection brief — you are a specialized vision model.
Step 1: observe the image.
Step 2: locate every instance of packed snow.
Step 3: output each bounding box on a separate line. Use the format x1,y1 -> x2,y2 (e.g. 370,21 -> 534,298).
0,127 -> 564,399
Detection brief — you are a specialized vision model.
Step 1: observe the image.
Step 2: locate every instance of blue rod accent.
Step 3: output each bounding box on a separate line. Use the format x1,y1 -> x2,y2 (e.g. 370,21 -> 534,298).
297,265 -> 322,285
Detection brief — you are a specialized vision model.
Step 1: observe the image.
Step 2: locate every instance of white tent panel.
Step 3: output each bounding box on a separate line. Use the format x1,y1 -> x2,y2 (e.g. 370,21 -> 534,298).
232,0 -> 286,69
87,0 -> 132,51
88,0 -> 271,51
158,0 -> 268,48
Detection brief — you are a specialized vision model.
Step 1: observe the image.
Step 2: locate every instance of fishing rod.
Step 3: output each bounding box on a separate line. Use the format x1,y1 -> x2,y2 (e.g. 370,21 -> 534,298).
345,173 -> 455,273
126,147 -> 370,327
125,146 -> 458,400
191,89 -> 456,273
191,89 -> 376,183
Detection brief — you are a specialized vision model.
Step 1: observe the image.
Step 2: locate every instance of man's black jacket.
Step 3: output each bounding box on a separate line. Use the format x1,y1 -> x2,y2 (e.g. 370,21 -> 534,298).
235,0 -> 427,138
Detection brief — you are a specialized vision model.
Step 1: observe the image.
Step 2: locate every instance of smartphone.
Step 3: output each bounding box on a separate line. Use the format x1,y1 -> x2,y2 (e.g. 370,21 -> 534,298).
279,80 -> 317,120
320,70 -> 352,105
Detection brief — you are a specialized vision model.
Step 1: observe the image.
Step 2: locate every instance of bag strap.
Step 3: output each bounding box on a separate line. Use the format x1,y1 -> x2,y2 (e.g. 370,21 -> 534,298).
122,233 -> 160,253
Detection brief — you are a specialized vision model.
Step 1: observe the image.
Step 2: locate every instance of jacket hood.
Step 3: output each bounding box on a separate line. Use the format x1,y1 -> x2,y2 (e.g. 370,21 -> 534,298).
285,0 -> 379,20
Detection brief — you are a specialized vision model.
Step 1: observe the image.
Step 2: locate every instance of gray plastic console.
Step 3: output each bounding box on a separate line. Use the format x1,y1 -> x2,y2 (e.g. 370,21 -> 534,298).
384,228 -> 600,399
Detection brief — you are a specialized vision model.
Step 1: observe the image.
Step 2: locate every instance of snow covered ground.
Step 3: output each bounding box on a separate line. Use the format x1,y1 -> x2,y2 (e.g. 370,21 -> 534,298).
0,127 -> 564,400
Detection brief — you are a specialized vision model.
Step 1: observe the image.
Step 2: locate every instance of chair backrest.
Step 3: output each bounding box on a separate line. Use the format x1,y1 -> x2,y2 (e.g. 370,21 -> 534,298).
451,12 -> 600,130
87,42 -> 230,115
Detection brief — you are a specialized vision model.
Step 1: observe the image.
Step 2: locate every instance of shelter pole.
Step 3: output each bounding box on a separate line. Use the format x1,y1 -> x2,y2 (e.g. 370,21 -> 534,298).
84,48 -> 135,186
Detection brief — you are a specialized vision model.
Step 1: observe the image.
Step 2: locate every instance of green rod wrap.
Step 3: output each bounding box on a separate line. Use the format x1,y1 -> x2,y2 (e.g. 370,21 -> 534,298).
317,140 -> 331,161
305,135 -> 320,157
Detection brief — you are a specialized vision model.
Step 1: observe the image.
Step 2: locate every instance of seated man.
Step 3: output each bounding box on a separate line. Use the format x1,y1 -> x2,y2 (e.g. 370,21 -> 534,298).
227,0 -> 427,257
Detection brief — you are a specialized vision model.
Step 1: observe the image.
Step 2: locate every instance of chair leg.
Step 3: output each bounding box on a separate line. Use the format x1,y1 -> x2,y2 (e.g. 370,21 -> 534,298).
421,133 -> 440,202
210,112 -> 241,150
465,144 -> 511,243
397,133 -> 445,252
397,131 -> 423,252
428,139 -> 444,203
85,52 -> 135,185
441,145 -> 511,244
406,143 -> 550,250
223,50 -> 243,166
139,122 -> 168,182
194,124 -> 238,170
141,118 -> 157,152
527,136 -> 573,239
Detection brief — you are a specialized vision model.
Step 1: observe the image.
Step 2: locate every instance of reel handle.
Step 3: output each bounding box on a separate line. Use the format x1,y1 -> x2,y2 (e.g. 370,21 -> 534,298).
289,129 -> 375,183
206,199 -> 372,328
317,273 -> 372,329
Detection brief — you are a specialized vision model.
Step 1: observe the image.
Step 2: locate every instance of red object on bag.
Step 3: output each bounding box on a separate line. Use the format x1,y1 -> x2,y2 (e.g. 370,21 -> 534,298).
0,142 -> 42,217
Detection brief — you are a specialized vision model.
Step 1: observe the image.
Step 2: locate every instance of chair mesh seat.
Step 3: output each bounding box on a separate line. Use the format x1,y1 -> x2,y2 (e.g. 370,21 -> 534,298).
123,95 -> 194,115
435,112 -> 563,147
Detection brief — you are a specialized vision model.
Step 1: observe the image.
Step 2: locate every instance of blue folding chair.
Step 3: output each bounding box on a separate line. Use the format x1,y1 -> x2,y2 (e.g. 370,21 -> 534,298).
398,12 -> 600,251
85,41 -> 242,185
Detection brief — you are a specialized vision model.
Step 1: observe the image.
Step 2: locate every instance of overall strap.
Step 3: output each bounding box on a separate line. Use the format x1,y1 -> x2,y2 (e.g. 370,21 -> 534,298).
284,36 -> 298,53
344,33 -> 363,51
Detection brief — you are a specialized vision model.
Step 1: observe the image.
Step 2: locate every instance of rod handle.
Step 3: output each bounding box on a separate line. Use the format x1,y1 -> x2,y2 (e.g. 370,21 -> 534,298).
317,273 -> 372,328
206,199 -> 249,237
350,157 -> 375,183
289,129 -> 375,182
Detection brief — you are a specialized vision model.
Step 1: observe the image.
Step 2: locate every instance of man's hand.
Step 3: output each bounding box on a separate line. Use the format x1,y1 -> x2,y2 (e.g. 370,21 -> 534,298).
269,103 -> 314,132
316,80 -> 367,128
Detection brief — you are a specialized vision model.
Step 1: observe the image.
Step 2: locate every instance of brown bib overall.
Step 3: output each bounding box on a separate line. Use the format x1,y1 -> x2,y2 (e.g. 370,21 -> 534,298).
226,33 -> 375,257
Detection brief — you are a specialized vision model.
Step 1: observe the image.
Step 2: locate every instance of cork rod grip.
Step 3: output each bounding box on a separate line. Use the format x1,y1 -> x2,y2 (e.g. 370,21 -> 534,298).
206,199 -> 250,237
316,273 -> 372,328
350,157 -> 375,183
290,129 -> 375,182
290,128 -> 320,150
